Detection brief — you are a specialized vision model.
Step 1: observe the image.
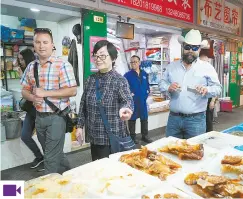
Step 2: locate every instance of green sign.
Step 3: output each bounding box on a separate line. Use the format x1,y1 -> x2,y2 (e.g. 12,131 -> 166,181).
82,9 -> 107,80
229,52 -> 240,106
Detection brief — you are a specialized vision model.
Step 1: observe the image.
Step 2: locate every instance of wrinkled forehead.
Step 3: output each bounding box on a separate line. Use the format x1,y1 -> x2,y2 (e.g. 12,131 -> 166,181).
34,33 -> 53,42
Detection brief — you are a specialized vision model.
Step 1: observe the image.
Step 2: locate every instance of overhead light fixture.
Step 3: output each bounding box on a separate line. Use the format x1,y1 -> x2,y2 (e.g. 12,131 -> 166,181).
137,26 -> 141,28
156,29 -> 159,31
30,8 -> 40,12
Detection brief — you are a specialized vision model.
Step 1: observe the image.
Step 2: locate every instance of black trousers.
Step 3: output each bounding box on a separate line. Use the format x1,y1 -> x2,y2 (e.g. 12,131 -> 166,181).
128,120 -> 148,139
90,144 -> 111,161
206,109 -> 214,132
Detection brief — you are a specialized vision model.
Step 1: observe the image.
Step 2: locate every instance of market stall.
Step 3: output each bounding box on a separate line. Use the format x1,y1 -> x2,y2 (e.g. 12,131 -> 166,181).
25,129 -> 243,198
0,2 -> 82,170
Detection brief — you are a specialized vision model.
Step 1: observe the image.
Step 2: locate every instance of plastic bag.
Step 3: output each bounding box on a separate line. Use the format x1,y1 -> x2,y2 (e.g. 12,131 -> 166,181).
1,25 -> 10,42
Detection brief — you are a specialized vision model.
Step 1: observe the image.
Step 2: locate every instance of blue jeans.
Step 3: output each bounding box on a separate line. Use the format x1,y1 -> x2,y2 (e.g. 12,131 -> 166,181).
21,107 -> 43,159
166,112 -> 206,139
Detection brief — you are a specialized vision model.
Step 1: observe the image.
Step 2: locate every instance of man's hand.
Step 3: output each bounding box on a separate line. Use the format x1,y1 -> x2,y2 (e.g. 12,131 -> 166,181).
32,95 -> 43,105
33,88 -> 47,98
168,82 -> 181,92
76,128 -> 84,145
119,108 -> 133,121
196,86 -> 208,96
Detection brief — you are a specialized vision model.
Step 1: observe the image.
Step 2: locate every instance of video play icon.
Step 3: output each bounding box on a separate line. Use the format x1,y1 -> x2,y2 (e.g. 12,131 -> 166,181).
3,185 -> 21,196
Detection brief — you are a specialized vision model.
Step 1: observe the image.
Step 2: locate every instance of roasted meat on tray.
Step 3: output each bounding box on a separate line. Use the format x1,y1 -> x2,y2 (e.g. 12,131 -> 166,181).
184,171 -> 243,198
158,140 -> 204,160
119,147 -> 181,180
221,155 -> 243,175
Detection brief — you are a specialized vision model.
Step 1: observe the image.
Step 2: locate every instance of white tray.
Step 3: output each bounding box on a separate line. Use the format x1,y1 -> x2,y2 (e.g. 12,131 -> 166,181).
137,182 -> 195,199
188,131 -> 243,150
63,158 -> 164,198
146,137 -> 219,172
203,147 -> 243,179
166,147 -> 243,198
165,170 -> 206,199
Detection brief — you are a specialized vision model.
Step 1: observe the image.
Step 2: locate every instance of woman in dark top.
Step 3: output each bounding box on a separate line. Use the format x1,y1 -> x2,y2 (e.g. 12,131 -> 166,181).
76,40 -> 134,161
16,49 -> 44,170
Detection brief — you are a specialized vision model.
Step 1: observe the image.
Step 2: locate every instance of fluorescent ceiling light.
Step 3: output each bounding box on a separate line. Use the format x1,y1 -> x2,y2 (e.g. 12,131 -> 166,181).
137,26 -> 140,28
30,8 -> 40,12
156,29 -> 159,31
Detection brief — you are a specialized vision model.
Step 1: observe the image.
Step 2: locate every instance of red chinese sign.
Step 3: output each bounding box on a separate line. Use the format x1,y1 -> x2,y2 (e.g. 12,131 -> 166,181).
103,0 -> 194,23
198,0 -> 242,35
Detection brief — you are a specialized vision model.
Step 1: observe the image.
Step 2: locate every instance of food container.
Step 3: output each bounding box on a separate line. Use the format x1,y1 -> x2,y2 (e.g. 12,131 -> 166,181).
220,100 -> 232,112
6,60 -> 13,70
1,118 -> 21,139
1,59 -> 4,70
5,46 -> 13,56
222,125 -> 243,137
1,112 -> 22,139
1,123 -> 6,142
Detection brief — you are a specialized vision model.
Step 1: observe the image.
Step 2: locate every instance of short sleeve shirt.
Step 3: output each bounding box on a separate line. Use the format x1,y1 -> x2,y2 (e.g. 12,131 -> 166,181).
20,56 -> 77,112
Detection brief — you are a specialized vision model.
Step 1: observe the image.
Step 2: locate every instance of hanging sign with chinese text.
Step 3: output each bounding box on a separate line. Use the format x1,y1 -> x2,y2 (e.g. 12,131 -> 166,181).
230,52 -> 238,84
103,0 -> 194,23
198,0 -> 241,35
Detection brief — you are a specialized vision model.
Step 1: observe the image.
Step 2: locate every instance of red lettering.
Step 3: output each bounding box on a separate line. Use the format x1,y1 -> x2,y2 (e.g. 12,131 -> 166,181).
204,0 -> 212,18
224,6 -> 230,24
214,1 -> 222,21
232,9 -> 238,26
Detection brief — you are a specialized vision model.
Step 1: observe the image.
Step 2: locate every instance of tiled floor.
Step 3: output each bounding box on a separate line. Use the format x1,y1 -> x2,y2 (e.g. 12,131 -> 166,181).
1,106 -> 242,181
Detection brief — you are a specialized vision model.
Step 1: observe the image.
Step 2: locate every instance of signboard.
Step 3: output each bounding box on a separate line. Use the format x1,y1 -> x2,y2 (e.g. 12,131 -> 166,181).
198,0 -> 242,35
229,52 -> 240,106
103,0 -> 194,23
90,36 -> 106,72
94,16 -> 104,23
230,52 -> 237,84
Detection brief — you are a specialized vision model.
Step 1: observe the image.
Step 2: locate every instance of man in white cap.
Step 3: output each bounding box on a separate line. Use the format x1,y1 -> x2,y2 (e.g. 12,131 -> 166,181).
159,29 -> 221,139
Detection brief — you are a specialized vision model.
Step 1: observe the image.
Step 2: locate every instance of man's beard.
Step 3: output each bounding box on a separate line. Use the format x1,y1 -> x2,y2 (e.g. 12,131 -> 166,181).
183,53 -> 198,64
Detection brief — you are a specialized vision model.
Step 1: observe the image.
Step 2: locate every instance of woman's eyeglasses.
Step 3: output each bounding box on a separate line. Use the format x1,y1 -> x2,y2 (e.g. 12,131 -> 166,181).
183,44 -> 200,51
93,54 -> 109,61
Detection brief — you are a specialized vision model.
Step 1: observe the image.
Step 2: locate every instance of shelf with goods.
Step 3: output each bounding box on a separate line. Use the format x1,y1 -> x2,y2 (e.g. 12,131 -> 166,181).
1,42 -> 33,90
144,46 -> 170,96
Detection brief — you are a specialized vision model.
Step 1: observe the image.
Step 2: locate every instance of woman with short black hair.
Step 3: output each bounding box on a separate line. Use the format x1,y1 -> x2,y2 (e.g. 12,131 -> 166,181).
76,40 -> 134,160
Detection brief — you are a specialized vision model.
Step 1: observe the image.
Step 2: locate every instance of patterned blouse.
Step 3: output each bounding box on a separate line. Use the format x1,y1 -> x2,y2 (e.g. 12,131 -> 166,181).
77,70 -> 134,145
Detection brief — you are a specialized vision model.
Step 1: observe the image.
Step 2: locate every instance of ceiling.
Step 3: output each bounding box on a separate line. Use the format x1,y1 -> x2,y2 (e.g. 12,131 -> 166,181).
226,0 -> 243,8
1,0 -> 182,35
1,0 -> 81,22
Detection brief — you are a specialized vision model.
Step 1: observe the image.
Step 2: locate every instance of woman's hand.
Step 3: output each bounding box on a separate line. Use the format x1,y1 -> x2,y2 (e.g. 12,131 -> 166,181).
119,108 -> 133,121
76,128 -> 84,145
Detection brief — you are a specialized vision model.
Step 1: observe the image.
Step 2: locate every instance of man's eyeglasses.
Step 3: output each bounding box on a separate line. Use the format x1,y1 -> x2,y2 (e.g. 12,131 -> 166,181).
34,28 -> 52,35
93,54 -> 109,61
130,61 -> 139,64
183,44 -> 200,51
